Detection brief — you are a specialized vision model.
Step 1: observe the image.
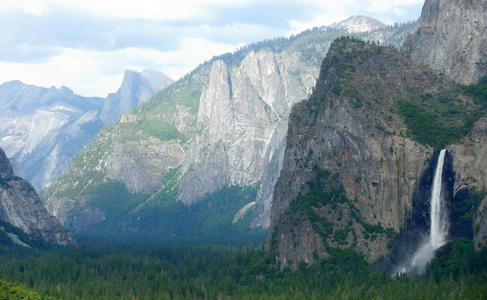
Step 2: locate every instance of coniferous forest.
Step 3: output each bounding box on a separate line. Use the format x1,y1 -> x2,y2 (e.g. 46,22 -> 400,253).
1,236 -> 487,299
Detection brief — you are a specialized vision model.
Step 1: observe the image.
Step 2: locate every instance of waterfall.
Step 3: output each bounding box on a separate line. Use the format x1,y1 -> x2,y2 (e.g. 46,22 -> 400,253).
399,149 -> 449,274
428,149 -> 448,249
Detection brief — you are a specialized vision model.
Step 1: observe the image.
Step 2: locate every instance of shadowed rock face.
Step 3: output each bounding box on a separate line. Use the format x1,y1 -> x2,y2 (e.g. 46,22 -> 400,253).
403,0 -> 487,84
265,36 -> 486,269
449,117 -> 487,249
0,147 -> 76,246
0,148 -> 14,179
266,39 -> 437,268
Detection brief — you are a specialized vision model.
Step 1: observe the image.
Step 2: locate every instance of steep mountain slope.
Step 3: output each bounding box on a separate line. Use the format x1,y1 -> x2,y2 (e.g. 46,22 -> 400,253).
0,70 -> 172,192
43,18 -> 418,238
403,0 -> 487,84
0,147 -> 76,247
265,37 -> 483,268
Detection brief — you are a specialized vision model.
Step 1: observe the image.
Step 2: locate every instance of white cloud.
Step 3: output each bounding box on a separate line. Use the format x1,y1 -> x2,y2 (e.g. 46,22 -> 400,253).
286,0 -> 354,35
12,0 -> 264,22
0,0 -> 424,97
393,8 -> 407,17
288,14 -> 348,36
0,36 -> 237,97
21,0 -> 50,16
367,0 -> 424,13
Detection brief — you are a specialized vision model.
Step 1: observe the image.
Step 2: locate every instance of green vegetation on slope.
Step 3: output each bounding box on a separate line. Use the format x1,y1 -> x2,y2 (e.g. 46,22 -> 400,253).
122,184 -> 266,245
0,280 -> 43,300
396,98 -> 483,147
282,166 -> 393,252
461,76 -> 487,108
321,37 -> 485,147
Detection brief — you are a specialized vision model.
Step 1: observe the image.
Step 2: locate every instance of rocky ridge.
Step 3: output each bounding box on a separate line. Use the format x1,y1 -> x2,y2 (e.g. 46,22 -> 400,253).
0,81 -> 104,191
0,147 -> 75,247
332,16 -> 386,33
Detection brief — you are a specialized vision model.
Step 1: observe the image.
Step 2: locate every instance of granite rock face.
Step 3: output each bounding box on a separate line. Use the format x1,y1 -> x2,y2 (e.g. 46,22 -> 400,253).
403,0 -> 487,84
43,18 -> 418,234
332,15 -> 386,33
0,147 -> 76,246
265,38 -> 479,269
178,50 -> 315,207
0,81 -> 105,192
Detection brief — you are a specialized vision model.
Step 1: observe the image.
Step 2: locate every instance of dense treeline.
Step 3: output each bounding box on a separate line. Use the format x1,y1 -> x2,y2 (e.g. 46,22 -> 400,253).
0,279 -> 43,299
0,237 -> 486,299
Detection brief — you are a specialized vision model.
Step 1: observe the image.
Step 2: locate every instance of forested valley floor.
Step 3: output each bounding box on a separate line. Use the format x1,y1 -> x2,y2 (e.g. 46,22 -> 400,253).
1,236 -> 487,299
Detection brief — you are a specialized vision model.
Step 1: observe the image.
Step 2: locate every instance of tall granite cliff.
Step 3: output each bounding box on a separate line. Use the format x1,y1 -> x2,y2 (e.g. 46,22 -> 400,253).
403,0 -> 487,250
265,37 -> 483,268
0,147 -> 76,247
403,0 -> 487,84
43,18 -> 418,237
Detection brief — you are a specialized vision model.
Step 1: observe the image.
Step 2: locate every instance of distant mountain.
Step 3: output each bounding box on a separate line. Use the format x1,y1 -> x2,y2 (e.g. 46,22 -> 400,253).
43,16 -> 419,240
101,70 -> 174,126
0,147 -> 76,247
0,81 -> 105,191
0,70 -> 173,191
331,15 -> 386,33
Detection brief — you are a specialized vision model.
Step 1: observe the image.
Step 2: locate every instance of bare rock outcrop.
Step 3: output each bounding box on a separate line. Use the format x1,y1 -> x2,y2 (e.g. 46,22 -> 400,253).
0,147 -> 76,246
403,0 -> 487,84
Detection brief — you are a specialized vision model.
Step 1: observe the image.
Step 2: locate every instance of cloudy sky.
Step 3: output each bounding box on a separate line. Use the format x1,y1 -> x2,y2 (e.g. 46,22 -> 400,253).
0,0 -> 424,97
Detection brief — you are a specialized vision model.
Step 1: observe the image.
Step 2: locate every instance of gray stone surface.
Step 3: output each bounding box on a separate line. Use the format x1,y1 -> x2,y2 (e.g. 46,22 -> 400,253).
403,0 -> 487,84
0,147 -> 76,246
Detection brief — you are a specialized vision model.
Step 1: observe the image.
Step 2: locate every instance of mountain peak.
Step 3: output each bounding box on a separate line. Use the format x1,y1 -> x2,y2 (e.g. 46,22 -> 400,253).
332,15 -> 386,33
100,69 -> 174,126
